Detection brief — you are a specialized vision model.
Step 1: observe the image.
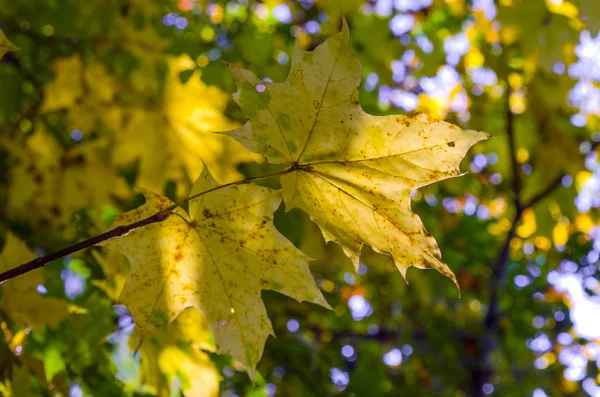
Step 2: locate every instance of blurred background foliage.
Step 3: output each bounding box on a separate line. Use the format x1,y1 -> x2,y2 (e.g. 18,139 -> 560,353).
0,0 -> 600,396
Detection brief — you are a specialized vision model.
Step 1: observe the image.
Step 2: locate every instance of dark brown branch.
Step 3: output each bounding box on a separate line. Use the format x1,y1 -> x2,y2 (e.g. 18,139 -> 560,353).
524,175 -> 563,208
471,88 -> 522,397
0,208 -> 173,284
0,168 -> 293,284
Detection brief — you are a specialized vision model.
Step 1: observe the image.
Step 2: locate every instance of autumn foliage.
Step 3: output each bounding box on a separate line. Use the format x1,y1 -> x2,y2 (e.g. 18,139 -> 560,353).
1,1 -> 600,396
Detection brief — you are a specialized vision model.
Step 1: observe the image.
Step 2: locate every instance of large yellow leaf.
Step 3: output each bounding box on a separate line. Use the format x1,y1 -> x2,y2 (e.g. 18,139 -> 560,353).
139,308 -> 219,397
37,54 -> 258,194
0,234 -> 70,330
224,22 -> 487,284
104,168 -> 328,377
112,56 -> 262,194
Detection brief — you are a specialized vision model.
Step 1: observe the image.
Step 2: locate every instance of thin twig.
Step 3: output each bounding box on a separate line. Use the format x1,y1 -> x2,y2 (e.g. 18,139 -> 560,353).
0,168 -> 293,284
524,140 -> 600,208
524,175 -> 563,208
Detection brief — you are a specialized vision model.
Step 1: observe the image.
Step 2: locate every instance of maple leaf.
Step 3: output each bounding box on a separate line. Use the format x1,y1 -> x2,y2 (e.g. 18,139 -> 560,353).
103,168 -> 328,377
37,54 -> 258,194
0,29 -> 17,60
38,55 -> 120,137
1,130 -> 130,229
138,308 -> 219,397
0,234 -> 70,330
112,55 -> 262,194
224,21 -> 488,284
40,56 -> 85,113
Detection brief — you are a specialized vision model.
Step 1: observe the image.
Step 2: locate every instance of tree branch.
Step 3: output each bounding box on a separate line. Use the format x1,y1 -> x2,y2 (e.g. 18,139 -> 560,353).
506,90 -> 521,206
524,140 -> 600,209
0,168 -> 293,284
471,88 -> 522,397
470,92 -> 599,396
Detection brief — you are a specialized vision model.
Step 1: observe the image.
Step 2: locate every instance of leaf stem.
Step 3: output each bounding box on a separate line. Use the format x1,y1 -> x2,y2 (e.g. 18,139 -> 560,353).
0,168 -> 293,284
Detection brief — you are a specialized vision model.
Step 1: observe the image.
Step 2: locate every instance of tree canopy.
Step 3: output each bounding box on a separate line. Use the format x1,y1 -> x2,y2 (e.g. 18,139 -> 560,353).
1,1 -> 600,396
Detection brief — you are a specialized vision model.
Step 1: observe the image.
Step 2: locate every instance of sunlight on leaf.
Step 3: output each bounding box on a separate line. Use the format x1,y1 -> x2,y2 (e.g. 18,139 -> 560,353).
224,20 -> 488,285
104,168 -> 328,377
138,308 -> 219,397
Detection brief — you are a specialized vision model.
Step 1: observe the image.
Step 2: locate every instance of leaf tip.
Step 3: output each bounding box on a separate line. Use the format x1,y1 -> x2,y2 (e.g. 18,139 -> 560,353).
454,278 -> 461,298
395,262 -> 409,282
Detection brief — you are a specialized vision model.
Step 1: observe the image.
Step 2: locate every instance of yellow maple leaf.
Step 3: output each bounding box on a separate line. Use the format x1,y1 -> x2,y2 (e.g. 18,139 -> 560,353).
0,234 -> 70,330
2,129 -> 130,228
103,168 -> 329,377
112,56 -> 262,194
40,56 -> 85,113
139,308 -> 219,397
38,54 -> 258,196
37,55 -> 119,135
0,29 -> 17,60
224,21 -> 487,284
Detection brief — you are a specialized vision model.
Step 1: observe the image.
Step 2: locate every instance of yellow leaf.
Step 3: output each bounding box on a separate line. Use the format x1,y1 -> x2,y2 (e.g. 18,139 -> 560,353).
139,308 -> 219,397
104,168 -> 329,377
83,62 -> 117,103
575,213 -> 594,233
516,208 -> 537,238
553,221 -> 570,248
2,130 -> 130,228
224,21 -> 487,284
464,48 -> 485,67
516,148 -> 529,163
113,56 -> 262,194
534,236 -> 552,251
0,234 -> 70,330
576,170 -> 593,190
546,0 -> 579,18
0,29 -> 17,60
40,56 -> 84,113
36,57 -> 119,133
